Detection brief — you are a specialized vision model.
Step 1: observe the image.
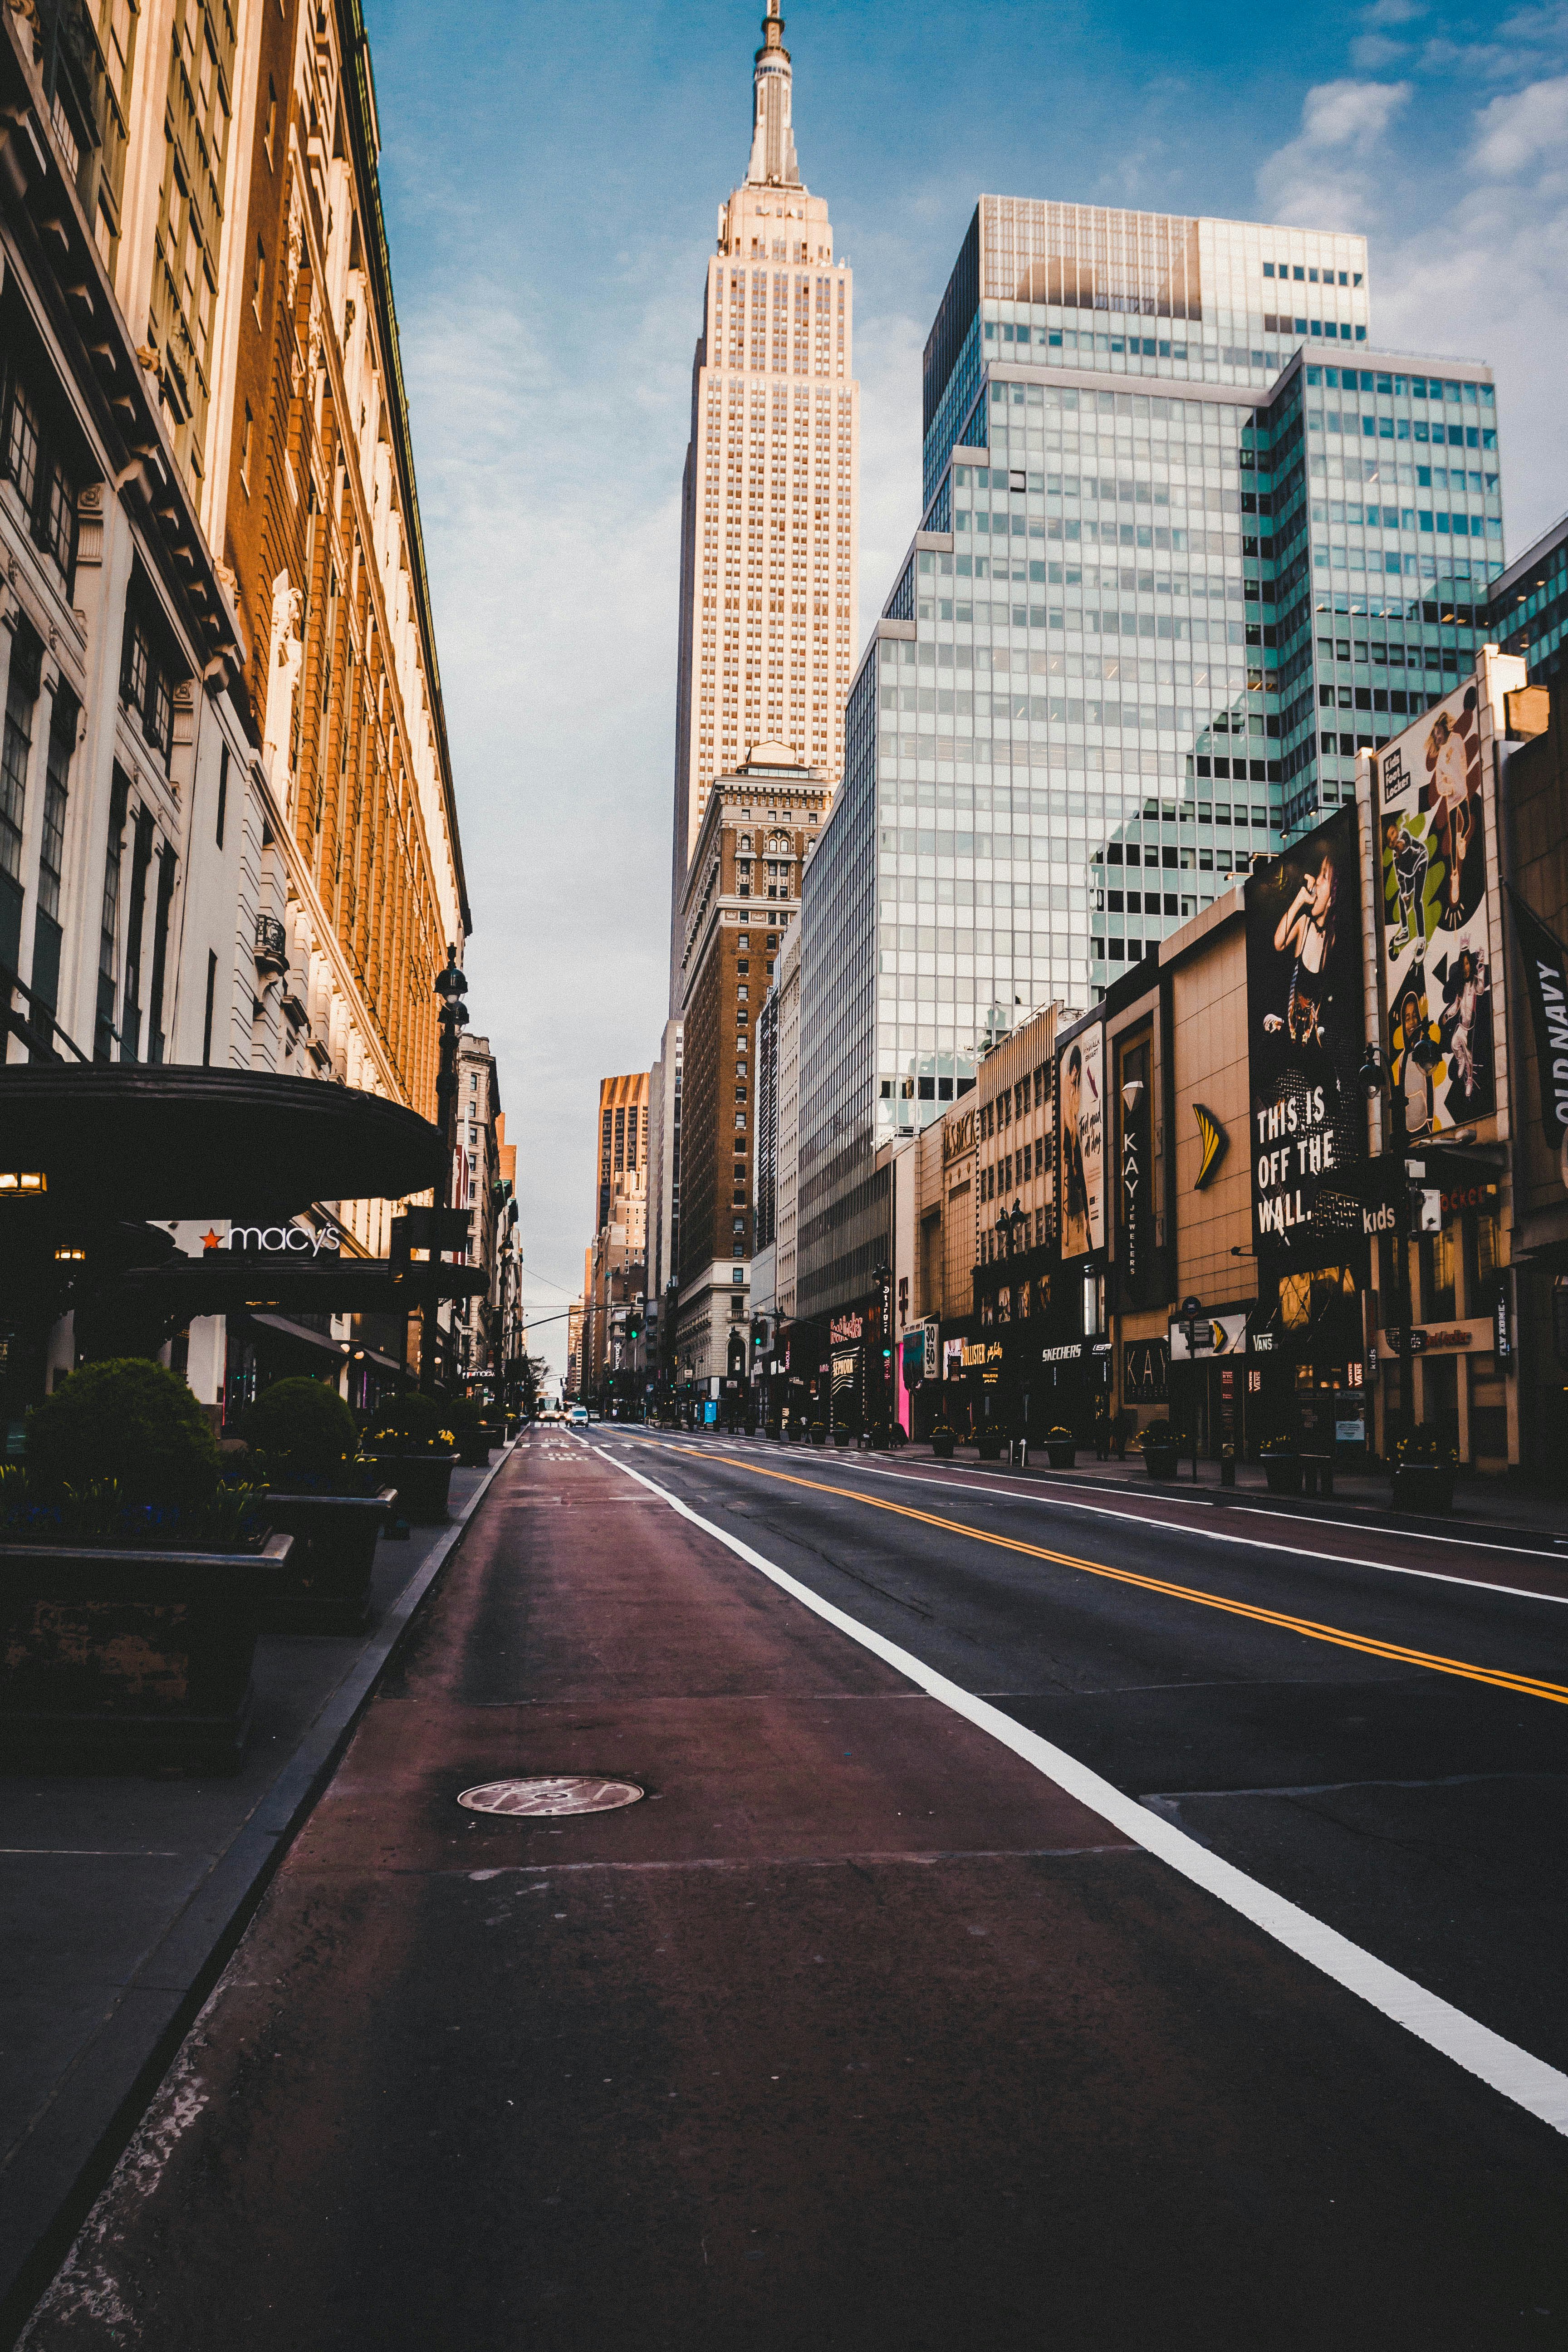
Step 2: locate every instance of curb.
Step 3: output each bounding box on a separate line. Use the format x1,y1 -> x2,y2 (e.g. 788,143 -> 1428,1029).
0,1446 -> 513,2347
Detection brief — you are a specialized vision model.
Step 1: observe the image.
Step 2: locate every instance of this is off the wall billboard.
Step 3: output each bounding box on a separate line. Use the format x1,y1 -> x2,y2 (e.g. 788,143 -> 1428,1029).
1245,804 -> 1367,1252
1372,682 -> 1495,1138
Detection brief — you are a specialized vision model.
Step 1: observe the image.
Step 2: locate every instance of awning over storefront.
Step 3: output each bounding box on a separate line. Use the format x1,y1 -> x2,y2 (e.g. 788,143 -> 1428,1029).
114,1256 -> 487,1317
0,1067 -> 446,1222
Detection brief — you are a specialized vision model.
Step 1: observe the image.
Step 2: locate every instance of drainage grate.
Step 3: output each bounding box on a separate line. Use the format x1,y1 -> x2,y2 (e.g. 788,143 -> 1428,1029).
456,1776 -> 645,1818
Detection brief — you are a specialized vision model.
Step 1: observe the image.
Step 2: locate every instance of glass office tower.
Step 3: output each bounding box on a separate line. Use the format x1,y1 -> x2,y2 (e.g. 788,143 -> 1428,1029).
796,198 -> 1503,1320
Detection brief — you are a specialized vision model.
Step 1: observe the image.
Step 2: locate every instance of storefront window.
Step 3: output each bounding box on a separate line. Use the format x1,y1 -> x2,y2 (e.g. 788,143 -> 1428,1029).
1279,1264 -> 1356,1329
1461,1206 -> 1500,1304
1420,1224 -> 1457,1321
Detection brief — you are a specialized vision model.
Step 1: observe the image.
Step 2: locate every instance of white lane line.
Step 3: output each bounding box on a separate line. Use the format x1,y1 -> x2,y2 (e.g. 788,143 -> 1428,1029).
640,1433 -> 1563,1564
591,1441 -> 1568,2140
1229,1505 -> 1565,1559
673,1445 -> 1568,1613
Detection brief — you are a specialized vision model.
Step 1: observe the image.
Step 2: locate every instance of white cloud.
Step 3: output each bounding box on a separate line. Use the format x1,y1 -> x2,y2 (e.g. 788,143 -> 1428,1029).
1351,33 -> 1411,70
1470,74 -> 1568,174
400,249 -> 707,1371
1254,53 -> 1567,552
1256,79 -> 1412,228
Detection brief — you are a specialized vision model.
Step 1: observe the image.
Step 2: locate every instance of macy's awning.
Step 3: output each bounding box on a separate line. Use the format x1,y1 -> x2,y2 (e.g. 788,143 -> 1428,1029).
113,1256 -> 487,1317
0,1066 -> 446,1222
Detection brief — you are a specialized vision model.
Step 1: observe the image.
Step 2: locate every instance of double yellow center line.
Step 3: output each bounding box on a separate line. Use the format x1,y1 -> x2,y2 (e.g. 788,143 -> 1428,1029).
641,1441 -> 1568,1708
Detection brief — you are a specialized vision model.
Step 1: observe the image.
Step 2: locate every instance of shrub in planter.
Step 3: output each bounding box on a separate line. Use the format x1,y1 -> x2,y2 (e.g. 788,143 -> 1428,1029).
358,1392 -> 458,1524
930,1424 -> 956,1460
0,1465 -> 289,1771
26,1359 -> 218,1508
242,1377 -> 358,1486
975,1426 -> 1004,1460
237,1383 -> 394,1627
0,1467 -> 265,1552
1393,1423 -> 1458,1513
808,1421 -> 828,1447
362,1392 -> 456,1451
888,1422 -> 908,1448
1045,1425 -> 1077,1470
442,1395 -> 493,1468
1142,1424 -> 1184,1481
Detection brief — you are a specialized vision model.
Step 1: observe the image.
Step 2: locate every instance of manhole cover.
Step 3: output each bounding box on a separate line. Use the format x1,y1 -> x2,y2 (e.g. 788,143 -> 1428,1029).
456,1776 -> 645,1818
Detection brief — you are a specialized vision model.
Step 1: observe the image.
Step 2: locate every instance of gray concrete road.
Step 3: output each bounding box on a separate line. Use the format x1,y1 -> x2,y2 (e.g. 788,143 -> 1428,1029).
16,1426 -> 1567,2350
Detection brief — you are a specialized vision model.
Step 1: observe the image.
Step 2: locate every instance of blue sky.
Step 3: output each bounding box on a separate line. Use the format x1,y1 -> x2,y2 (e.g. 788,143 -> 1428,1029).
363,0 -> 1567,1374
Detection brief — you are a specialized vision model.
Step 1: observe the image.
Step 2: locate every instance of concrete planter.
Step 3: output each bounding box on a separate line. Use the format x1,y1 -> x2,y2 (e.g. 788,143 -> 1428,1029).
1262,1453 -> 1303,1496
358,1452 -> 457,1524
1143,1446 -> 1181,1482
255,1490 -> 397,1631
1045,1441 -> 1077,1470
0,1534 -> 293,1774
1392,1464 -> 1455,1514
833,1429 -> 853,1449
976,1432 -> 1004,1461
931,1433 -> 955,1459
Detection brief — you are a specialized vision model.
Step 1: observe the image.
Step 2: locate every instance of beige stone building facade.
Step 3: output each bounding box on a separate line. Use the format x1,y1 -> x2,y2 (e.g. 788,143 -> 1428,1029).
673,745 -> 825,1395
0,0 -> 466,1436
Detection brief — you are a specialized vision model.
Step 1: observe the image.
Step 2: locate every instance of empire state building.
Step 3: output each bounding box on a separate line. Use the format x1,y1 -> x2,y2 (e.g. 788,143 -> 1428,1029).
667,1 -> 860,954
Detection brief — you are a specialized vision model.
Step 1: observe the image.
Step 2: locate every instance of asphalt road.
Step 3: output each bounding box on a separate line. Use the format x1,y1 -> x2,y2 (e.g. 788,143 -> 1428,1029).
18,1428 -> 1568,2350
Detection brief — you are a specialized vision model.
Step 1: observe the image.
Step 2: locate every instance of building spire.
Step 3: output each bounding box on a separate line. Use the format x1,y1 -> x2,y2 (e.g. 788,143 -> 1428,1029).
746,0 -> 800,188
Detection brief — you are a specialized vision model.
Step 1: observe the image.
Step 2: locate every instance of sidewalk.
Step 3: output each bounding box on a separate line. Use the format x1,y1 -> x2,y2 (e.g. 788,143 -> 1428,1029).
676,1428 -> 1568,1543
0,1451 -> 508,2333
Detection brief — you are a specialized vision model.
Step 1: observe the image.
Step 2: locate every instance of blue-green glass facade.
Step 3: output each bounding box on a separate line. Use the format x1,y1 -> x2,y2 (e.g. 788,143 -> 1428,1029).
796,199 -> 1504,1319
1485,509 -> 1568,693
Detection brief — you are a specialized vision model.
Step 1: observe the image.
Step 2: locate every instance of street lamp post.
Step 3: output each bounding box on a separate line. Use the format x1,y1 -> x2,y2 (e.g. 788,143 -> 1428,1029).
426,944 -> 469,1395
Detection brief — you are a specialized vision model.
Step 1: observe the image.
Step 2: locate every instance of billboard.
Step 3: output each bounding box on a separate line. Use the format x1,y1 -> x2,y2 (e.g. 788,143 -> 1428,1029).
1245,804 -> 1367,1251
1168,1310 -> 1249,1361
1373,684 -> 1494,1137
1507,888 -> 1568,1184
1116,1034 -> 1156,1307
1057,1024 -> 1105,1260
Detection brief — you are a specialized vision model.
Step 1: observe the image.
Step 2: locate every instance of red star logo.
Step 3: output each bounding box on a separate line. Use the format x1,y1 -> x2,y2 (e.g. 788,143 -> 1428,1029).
201,1229 -> 221,1253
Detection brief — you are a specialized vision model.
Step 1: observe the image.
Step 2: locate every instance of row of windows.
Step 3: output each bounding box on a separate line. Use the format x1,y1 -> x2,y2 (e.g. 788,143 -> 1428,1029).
1,357 -> 78,583
1262,262 -> 1361,286
1303,367 -> 1491,404
119,598 -> 178,764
